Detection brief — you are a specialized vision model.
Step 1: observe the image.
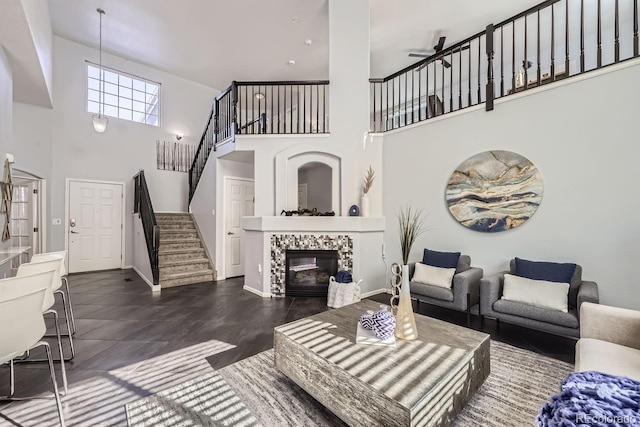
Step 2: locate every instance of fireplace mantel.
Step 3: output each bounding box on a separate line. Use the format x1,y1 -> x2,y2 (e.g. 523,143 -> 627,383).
242,216 -> 385,233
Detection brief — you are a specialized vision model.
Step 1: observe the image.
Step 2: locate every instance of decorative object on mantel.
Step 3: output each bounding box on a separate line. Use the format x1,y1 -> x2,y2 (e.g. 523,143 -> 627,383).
156,140 -> 197,172
393,206 -> 427,340
1,156 -> 14,241
348,205 -> 360,217
445,150 -> 543,232
361,166 -> 375,217
280,208 -> 335,217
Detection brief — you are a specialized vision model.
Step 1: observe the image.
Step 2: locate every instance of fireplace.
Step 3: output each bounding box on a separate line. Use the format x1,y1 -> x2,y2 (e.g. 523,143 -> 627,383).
285,249 -> 339,297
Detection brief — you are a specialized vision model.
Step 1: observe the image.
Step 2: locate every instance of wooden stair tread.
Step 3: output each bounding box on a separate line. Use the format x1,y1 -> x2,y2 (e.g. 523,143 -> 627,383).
158,248 -> 205,254
159,258 -> 210,267
160,269 -> 214,280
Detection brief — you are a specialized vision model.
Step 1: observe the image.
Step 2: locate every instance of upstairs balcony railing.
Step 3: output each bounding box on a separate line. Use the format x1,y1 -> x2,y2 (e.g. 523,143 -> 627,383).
189,80 -> 330,202
370,0 -> 640,132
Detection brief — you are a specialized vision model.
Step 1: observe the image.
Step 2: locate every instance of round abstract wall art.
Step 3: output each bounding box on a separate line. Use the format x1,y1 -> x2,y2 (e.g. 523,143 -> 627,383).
445,150 -> 543,232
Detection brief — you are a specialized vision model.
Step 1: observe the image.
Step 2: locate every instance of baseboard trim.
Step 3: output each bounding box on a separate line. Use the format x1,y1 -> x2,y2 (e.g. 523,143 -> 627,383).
123,265 -> 133,269
362,288 -> 390,298
133,267 -> 161,292
243,285 -> 271,298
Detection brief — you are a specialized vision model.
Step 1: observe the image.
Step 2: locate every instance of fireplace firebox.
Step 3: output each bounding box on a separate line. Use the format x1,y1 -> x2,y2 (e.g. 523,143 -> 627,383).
285,249 -> 339,297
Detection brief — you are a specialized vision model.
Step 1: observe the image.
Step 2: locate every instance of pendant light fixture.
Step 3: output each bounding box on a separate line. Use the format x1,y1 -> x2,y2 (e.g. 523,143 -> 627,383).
92,8 -> 108,133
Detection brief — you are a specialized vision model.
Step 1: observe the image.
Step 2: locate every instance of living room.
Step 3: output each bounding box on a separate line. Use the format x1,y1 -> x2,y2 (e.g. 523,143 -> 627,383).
1,0 -> 640,425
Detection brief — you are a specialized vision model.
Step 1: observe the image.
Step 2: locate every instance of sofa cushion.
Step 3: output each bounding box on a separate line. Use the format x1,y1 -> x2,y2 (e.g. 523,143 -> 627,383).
576,338 -> 640,382
493,299 -> 579,328
515,257 -> 576,283
510,259 -> 583,307
502,274 -> 570,312
412,262 -> 456,289
410,281 -> 454,302
422,249 -> 460,269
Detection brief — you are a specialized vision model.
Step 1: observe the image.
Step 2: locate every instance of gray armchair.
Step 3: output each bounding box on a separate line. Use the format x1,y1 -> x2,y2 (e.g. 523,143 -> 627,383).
480,259 -> 599,338
409,255 -> 483,327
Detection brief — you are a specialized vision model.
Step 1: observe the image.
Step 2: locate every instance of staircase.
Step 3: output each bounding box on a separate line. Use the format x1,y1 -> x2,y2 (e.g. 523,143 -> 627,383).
156,213 -> 215,288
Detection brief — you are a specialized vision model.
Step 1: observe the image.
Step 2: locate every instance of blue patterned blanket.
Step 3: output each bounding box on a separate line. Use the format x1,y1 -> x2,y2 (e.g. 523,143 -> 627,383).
537,371 -> 640,426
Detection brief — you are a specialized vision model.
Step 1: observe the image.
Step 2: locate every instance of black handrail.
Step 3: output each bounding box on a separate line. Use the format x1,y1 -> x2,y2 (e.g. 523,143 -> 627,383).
133,170 -> 159,285
370,0 -> 640,133
188,79 -> 331,203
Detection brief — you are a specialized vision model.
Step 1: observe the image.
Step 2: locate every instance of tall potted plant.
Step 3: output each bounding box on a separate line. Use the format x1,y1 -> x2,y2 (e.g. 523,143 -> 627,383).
395,206 -> 426,340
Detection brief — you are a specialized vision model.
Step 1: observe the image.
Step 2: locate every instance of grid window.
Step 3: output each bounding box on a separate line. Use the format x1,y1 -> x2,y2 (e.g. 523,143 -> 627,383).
87,63 -> 161,127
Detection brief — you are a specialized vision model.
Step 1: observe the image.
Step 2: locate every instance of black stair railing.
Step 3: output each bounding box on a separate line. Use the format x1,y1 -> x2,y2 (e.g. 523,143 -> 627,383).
133,170 -> 159,285
370,0 -> 640,132
188,80 -> 330,203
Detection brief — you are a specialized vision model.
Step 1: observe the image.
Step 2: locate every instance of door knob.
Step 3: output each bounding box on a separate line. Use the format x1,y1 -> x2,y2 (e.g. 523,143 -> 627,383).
70,230 -> 79,234
227,231 -> 234,235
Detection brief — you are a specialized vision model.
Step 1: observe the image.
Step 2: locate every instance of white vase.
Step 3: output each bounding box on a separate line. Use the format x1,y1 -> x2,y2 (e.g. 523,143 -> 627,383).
361,193 -> 370,217
395,264 -> 418,340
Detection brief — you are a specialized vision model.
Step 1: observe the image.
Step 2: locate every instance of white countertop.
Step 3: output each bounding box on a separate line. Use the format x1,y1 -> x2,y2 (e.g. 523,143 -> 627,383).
0,246 -> 30,266
242,216 -> 385,232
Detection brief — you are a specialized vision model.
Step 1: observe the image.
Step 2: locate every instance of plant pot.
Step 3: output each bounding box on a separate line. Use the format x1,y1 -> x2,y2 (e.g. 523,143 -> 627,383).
361,193 -> 370,217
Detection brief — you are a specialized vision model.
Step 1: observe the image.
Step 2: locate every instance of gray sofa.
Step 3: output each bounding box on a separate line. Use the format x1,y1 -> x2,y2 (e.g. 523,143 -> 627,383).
480,259 -> 599,337
409,255 -> 483,327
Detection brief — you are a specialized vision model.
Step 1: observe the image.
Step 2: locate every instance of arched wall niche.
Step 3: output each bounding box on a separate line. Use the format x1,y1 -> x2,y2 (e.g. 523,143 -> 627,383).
275,150 -> 342,214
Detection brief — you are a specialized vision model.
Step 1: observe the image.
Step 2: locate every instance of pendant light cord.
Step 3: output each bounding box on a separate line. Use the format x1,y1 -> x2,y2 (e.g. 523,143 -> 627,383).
97,8 -> 105,118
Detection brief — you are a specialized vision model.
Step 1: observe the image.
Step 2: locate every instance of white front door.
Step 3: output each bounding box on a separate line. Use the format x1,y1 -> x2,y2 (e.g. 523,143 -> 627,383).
68,180 -> 123,273
224,178 -> 254,278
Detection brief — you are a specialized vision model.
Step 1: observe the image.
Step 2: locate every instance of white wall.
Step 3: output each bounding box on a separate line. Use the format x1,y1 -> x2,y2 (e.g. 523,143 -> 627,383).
189,145 -> 254,279
382,60 -> 640,310
299,163 -> 332,212
19,0 -> 53,103
0,47 -> 14,268
30,36 -> 218,266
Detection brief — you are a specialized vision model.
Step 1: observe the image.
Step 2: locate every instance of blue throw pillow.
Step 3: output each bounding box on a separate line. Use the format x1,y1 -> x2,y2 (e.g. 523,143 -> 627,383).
514,257 -> 576,283
422,249 -> 461,269
335,270 -> 353,283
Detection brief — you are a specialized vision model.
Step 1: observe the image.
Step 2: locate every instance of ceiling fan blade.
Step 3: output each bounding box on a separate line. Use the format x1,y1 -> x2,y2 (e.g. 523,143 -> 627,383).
408,53 -> 430,58
434,36 -> 446,52
441,58 -> 452,68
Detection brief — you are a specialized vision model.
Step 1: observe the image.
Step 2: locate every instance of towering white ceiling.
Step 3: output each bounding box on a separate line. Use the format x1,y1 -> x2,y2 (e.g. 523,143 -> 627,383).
48,0 -> 543,90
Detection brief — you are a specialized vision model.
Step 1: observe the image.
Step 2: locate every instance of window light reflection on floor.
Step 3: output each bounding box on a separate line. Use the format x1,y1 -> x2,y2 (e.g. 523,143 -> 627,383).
0,340 -> 236,427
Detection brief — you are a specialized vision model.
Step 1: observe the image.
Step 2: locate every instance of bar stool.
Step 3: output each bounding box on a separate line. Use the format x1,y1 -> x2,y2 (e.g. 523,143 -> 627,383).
0,271 -> 66,426
31,251 -> 76,335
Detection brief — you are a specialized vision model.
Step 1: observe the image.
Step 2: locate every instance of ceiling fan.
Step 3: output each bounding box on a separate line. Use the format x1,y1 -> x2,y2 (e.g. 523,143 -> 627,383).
409,36 -> 469,70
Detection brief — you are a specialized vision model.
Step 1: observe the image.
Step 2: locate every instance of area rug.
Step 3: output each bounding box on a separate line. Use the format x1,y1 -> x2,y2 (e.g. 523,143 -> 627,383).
126,340 -> 573,427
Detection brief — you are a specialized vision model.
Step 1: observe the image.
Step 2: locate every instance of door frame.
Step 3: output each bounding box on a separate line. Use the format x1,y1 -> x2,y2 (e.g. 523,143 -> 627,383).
65,178 -> 126,271
221,176 -> 254,280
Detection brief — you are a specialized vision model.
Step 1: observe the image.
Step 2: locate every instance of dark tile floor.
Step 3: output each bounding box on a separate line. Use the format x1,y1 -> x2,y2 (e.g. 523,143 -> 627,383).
0,269 -> 575,425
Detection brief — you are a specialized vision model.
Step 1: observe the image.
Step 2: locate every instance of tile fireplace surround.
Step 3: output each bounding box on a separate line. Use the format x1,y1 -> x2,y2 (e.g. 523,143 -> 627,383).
242,216 -> 386,298
271,234 -> 353,296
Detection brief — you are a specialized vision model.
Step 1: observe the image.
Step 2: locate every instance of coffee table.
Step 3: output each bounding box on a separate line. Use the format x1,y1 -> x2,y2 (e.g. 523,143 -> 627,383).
274,300 -> 490,427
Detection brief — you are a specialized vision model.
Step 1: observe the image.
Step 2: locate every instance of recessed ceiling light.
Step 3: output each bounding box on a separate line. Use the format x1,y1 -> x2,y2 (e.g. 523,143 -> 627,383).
255,93 -> 265,100
304,39 -> 313,45
288,60 -> 296,65
291,16 -> 300,24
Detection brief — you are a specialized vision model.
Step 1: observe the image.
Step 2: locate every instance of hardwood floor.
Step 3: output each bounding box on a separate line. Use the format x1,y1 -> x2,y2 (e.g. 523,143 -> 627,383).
0,269 -> 575,426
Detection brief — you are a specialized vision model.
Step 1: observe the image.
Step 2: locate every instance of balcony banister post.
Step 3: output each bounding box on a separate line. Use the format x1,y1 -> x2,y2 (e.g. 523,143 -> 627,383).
485,24 -> 495,111
231,81 -> 238,137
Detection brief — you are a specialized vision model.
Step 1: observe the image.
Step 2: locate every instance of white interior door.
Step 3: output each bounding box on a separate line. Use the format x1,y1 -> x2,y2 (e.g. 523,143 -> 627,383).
68,180 -> 123,273
225,178 -> 254,278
